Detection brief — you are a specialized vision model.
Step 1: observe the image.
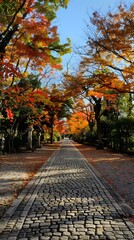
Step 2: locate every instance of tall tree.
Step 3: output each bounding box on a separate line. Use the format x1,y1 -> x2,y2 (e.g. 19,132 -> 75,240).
0,0 -> 71,152
79,3 -> 134,116
0,0 -> 71,85
63,3 -> 134,147
63,70 -> 119,148
43,84 -> 73,143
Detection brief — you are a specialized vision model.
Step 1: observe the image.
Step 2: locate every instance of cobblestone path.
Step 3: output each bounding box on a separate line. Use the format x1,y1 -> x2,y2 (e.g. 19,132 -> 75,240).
0,139 -> 134,239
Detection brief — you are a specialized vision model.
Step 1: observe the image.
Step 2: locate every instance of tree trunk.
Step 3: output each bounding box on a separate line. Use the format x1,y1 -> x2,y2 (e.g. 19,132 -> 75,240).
96,116 -> 103,149
128,93 -> 133,117
50,111 -> 55,144
37,133 -> 41,148
50,125 -> 54,144
93,98 -> 103,149
28,125 -> 33,149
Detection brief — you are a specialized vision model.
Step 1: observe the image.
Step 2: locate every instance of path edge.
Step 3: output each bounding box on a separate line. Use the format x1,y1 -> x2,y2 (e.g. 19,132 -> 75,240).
0,145 -> 61,233
72,140 -> 134,218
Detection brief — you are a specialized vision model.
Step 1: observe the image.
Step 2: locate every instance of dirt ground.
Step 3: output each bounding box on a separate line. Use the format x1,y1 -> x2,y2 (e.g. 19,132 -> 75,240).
0,140 -> 134,221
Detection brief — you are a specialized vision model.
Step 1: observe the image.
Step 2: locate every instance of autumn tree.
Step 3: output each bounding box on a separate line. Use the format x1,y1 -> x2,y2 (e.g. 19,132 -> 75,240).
0,0 -> 71,152
1,75 -> 50,151
80,3 -> 134,110
67,111 -> 88,142
63,3 -> 134,148
0,0 -> 71,86
0,0 -> 71,115
63,70 -> 114,147
42,84 -> 73,143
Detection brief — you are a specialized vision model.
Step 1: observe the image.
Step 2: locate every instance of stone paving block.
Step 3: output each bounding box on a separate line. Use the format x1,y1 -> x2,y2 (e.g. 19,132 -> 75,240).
40,237 -> 50,240
0,139 -> 133,239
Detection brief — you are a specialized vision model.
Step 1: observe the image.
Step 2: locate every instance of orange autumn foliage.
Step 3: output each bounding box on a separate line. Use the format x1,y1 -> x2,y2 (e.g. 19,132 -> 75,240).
0,0 -> 71,89
67,112 -> 88,135
82,3 -> 134,94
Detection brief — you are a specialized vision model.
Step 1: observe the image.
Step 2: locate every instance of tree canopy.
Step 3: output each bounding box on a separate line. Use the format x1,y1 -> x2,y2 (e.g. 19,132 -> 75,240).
0,1 -> 133,153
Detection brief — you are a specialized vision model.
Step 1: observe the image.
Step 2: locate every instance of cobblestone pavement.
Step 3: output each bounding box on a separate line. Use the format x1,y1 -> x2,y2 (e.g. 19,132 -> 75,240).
0,139 -> 134,240
74,142 -> 134,211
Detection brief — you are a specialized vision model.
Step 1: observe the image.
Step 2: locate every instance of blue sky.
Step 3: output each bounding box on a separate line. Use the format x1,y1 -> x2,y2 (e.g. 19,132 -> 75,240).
56,0 -> 132,71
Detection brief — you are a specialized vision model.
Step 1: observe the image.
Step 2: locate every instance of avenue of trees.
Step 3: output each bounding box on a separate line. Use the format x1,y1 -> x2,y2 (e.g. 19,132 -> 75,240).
0,1 -> 134,154
64,3 -> 134,153
0,0 -> 72,152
